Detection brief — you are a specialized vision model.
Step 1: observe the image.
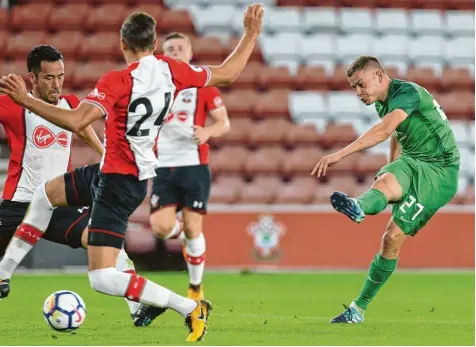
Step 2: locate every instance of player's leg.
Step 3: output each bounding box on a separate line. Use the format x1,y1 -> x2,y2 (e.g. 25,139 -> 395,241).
181,165 -> 211,300
87,173 -> 211,342
149,168 -> 183,240
331,158 -> 412,223
330,218 -> 404,323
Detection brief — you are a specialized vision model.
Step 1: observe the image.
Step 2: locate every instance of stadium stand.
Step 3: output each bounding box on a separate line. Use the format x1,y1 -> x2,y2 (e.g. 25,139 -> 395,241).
0,0 -> 474,208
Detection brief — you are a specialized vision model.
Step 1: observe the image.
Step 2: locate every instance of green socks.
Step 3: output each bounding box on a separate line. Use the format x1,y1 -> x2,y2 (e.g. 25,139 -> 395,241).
357,189 -> 388,215
355,254 -> 398,310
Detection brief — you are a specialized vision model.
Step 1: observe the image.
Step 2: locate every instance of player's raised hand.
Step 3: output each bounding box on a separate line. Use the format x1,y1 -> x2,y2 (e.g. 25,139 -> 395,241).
243,3 -> 264,38
0,74 -> 28,106
193,125 -> 211,145
311,151 -> 343,178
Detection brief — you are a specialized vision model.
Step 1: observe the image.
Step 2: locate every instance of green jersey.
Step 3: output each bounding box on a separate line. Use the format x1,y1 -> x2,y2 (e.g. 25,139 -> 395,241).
375,79 -> 460,167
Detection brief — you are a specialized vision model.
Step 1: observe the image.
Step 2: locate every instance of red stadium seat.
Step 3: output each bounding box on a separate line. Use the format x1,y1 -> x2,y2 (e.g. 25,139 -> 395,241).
209,146 -> 248,175
322,149 -> 361,176
282,147 -> 324,178
284,123 -> 322,149
159,10 -> 195,35
243,146 -> 287,176
0,61 -> 29,81
5,31 -> 46,60
220,89 -> 259,118
247,118 -> 292,148
252,174 -> 284,192
10,4 -> 53,31
47,4 -> 90,32
190,37 -> 226,62
0,31 -> 7,59
295,66 -> 328,91
229,61 -> 263,90
406,67 -> 441,93
329,66 -> 350,90
277,0 -> 307,6
210,118 -> 254,147
208,180 -> 241,204
72,61 -> 117,89
0,8 -> 7,30
375,0 -> 413,9
78,32 -> 121,61
305,0 -> 339,6
131,4 -> 163,23
226,37 -> 262,63
327,175 -> 360,192
84,4 -> 129,32
238,182 -> 276,204
46,31 -> 84,61
321,123 -> 358,148
438,91 -> 474,120
274,177 -> 317,204
258,66 -> 296,90
253,89 -> 291,119
444,0 -> 475,10
340,0 -> 376,8
441,68 -> 475,92
415,0 -> 446,9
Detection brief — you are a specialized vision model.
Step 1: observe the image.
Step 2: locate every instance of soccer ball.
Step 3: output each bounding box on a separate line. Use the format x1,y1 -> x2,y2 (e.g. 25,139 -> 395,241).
43,290 -> 87,331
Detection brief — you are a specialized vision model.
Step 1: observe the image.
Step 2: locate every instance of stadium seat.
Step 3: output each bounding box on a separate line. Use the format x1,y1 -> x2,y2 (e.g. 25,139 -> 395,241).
441,67 -> 474,91
189,5 -> 235,38
339,0 -> 376,8
333,118 -> 369,137
220,89 -> 259,118
354,153 -> 388,176
444,37 -> 475,66
374,8 -> 410,35
274,179 -> 316,204
339,8 -> 375,34
257,66 -> 296,90
0,31 -> 7,59
243,146 -> 286,176
409,10 -> 444,36
281,147 -> 324,178
445,11 -> 475,37
415,0 -> 446,10
295,66 -> 328,91
409,35 -> 445,66
301,34 -> 336,62
72,61 -> 117,90
226,37 -> 262,63
46,31 -> 83,61
132,4 -> 163,21
247,119 -> 292,148
406,67 -> 441,92
238,181 -> 276,204
47,4 -> 90,31
450,120 -> 472,149
5,31 -> 46,60
459,147 -> 475,178
327,92 -> 362,118
260,33 -> 302,64
439,91 -> 474,120
210,146 -> 248,174
306,0 -> 339,6
252,174 -> 284,192
0,60 -> 29,82
84,4 -> 129,32
336,34 -> 374,64
321,123 -> 358,148
326,175 -> 359,192
214,118 -> 254,146
78,32 -> 121,61
160,10 -> 195,34
445,0 -> 475,11
289,91 -> 327,121
375,0 -> 413,9
253,89 -> 291,119
208,179 -> 241,204
302,7 -> 338,34
0,8 -> 7,31
329,65 -> 351,90
283,123 -> 322,149
191,37 -> 226,62
372,35 -> 410,62
10,4 -> 53,31
262,7 -> 302,34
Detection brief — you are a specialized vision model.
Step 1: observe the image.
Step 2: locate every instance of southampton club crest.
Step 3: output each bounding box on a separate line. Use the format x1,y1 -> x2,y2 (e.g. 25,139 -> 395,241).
247,215 -> 286,260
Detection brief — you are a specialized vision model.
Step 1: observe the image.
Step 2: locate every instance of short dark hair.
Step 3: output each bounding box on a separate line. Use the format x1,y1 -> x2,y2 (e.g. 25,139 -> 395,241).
346,55 -> 384,78
120,12 -> 157,53
27,45 -> 63,75
164,32 -> 189,42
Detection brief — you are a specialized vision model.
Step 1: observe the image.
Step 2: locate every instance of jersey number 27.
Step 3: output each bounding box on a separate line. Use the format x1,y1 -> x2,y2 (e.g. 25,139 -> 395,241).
127,92 -> 172,137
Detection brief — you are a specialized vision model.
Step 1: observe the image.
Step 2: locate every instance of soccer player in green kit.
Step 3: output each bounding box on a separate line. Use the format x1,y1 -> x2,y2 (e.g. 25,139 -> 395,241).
311,55 -> 460,323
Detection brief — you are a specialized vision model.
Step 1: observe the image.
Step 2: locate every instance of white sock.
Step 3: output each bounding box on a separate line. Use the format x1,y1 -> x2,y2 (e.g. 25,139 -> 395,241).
88,267 -> 197,317
115,248 -> 141,315
162,219 -> 183,240
350,301 -> 365,315
184,233 -> 206,286
0,184 -> 53,279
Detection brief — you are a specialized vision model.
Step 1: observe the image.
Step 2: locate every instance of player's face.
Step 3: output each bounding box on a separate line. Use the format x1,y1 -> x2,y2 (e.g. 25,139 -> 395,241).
348,69 -> 384,105
162,38 -> 192,63
30,60 -> 65,104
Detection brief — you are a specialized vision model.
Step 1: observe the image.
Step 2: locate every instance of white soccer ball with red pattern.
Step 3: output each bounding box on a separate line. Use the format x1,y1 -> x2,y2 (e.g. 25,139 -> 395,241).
43,290 -> 87,331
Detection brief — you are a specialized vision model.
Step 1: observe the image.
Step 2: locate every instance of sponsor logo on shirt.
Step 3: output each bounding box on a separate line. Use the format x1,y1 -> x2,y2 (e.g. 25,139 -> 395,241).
33,125 -> 68,148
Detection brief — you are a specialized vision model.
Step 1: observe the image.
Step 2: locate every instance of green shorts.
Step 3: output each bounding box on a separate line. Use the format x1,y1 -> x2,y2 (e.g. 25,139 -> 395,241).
376,156 -> 459,236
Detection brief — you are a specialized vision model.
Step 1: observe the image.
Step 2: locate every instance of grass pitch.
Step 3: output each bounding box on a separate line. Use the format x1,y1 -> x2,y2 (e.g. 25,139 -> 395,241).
0,272 -> 474,345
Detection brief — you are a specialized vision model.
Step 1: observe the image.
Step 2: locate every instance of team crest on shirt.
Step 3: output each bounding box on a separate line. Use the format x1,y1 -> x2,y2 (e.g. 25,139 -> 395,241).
150,194 -> 160,208
247,215 -> 286,261
33,125 -> 68,148
181,90 -> 194,103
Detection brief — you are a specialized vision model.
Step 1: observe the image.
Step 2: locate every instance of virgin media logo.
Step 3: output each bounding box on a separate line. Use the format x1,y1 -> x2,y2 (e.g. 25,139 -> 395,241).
33,125 -> 69,149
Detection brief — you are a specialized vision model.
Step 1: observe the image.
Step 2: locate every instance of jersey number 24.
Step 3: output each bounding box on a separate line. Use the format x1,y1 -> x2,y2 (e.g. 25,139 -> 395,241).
127,92 -> 172,137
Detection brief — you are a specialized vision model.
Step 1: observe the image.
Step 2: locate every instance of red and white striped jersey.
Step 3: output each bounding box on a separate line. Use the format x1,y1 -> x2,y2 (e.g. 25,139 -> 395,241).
83,54 -> 210,181
0,93 -> 78,202
157,86 -> 223,167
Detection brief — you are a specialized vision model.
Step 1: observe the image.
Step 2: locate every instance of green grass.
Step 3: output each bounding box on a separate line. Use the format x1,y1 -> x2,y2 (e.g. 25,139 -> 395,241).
0,272 -> 474,345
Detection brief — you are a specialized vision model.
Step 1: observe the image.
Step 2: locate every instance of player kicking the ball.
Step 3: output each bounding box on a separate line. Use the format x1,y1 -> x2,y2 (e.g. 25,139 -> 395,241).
312,55 -> 459,323
0,4 -> 264,341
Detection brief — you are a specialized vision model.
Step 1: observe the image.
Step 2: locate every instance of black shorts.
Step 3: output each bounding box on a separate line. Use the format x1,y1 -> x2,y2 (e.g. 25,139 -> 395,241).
87,172 -> 147,249
150,165 -> 211,214
64,163 -> 101,207
0,200 -> 89,256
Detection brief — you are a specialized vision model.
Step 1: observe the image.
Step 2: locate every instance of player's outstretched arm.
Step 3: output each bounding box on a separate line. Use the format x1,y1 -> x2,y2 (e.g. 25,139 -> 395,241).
0,74 -> 102,133
77,125 -> 104,156
311,109 -> 408,177
206,3 -> 264,86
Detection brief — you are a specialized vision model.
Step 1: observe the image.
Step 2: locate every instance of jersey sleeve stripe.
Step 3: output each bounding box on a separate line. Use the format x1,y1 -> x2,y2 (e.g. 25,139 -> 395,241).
81,99 -> 108,116
203,66 -> 211,86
